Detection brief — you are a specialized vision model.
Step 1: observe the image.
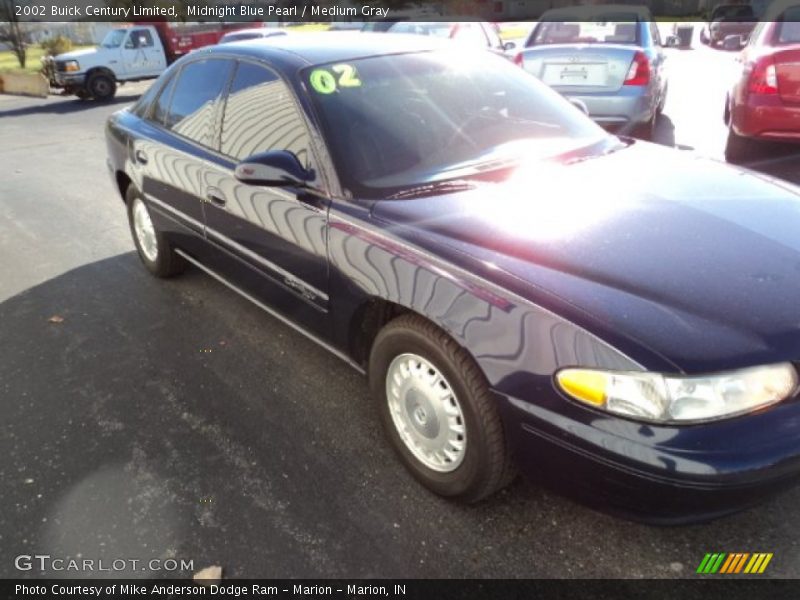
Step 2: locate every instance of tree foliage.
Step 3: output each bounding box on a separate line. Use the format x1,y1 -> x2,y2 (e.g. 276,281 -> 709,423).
0,0 -> 28,68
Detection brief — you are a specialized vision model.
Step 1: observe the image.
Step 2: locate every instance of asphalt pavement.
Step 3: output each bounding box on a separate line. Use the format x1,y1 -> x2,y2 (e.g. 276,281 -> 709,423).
1,42 -> 800,580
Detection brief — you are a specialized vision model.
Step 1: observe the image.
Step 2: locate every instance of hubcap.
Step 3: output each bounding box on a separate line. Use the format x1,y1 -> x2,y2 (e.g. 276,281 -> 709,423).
386,353 -> 466,472
132,197 -> 158,262
94,79 -> 110,95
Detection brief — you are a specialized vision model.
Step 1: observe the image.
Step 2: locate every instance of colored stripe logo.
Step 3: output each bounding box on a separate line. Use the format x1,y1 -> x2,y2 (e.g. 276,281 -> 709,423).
696,553 -> 773,574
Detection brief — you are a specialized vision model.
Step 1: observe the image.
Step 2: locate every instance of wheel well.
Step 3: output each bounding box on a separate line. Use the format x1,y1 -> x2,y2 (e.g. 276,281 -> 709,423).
349,298 -> 410,367
86,67 -> 116,82
115,171 -> 132,203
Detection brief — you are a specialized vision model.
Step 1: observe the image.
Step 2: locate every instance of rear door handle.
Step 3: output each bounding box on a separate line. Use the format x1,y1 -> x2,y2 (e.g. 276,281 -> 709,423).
134,149 -> 148,165
206,189 -> 227,207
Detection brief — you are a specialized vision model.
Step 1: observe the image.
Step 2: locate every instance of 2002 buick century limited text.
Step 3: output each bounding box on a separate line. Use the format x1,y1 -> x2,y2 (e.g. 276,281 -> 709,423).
106,33 -> 800,523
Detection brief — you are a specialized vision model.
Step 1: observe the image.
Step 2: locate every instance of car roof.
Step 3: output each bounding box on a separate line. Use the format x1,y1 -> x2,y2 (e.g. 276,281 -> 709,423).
204,32 -> 447,67
539,4 -> 652,20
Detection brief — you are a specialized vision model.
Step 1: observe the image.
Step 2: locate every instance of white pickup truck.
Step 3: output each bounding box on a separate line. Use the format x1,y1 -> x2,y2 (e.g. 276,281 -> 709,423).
46,23 -> 248,101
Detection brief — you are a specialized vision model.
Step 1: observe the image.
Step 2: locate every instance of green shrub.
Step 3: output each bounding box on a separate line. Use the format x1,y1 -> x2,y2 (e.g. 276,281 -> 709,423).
40,36 -> 73,57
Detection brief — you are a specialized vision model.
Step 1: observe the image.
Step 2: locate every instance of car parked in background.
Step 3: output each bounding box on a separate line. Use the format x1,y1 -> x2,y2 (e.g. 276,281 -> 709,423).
700,4 -> 757,47
514,6 -> 668,139
724,1 -> 800,162
369,21 -> 506,52
219,27 -> 288,44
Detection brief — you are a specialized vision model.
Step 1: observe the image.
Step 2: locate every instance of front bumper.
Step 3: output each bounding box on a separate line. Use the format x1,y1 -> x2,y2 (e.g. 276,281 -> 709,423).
499,384 -> 800,524
54,72 -> 87,91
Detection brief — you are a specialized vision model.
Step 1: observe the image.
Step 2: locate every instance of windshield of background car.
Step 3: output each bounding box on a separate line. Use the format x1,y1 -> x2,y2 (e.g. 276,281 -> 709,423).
303,50 -> 608,198
711,5 -> 754,19
388,22 -> 455,37
531,18 -> 641,45
778,9 -> 800,43
101,29 -> 128,48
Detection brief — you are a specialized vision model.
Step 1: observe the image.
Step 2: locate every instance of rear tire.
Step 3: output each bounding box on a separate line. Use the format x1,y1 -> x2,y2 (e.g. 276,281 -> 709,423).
657,84 -> 668,115
125,185 -> 186,278
633,110 -> 658,141
87,72 -> 116,102
369,314 -> 515,503
724,126 -> 759,164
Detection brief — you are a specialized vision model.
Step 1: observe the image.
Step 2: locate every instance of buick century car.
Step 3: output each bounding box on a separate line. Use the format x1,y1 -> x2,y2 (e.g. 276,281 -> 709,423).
106,34 -> 800,523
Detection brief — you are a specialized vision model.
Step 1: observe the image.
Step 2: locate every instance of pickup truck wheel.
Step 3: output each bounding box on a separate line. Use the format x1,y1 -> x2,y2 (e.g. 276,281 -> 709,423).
369,314 -> 515,503
88,73 -> 116,101
126,186 -> 185,278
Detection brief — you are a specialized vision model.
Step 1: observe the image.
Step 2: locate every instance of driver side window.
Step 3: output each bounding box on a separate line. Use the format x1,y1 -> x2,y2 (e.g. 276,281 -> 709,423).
125,29 -> 153,49
219,61 -> 312,168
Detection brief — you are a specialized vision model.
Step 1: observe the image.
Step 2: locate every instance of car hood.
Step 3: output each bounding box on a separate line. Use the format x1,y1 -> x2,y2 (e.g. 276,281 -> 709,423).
55,47 -> 99,62
371,142 -> 800,373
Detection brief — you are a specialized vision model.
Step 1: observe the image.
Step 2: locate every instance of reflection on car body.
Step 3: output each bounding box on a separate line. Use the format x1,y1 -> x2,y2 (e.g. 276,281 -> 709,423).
106,33 -> 800,524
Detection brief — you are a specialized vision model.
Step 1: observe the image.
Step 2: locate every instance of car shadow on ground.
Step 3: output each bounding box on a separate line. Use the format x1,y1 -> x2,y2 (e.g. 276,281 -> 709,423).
747,144 -> 800,185
3,253 -> 800,577
651,114 -> 800,185
0,91 -> 141,117
653,114 -> 678,149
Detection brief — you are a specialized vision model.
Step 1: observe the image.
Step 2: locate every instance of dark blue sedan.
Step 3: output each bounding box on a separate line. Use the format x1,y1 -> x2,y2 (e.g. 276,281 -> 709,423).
105,33 -> 800,523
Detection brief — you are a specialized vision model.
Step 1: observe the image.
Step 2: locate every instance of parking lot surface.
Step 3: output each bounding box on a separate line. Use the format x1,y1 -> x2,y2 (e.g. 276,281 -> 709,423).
1,41 -> 799,579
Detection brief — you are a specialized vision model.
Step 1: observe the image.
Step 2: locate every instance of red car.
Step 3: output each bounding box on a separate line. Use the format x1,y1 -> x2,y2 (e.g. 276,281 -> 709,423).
724,2 -> 800,162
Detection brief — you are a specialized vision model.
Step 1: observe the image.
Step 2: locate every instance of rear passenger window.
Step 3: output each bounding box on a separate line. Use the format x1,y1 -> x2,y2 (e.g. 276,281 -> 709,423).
220,62 -> 311,166
165,59 -> 233,147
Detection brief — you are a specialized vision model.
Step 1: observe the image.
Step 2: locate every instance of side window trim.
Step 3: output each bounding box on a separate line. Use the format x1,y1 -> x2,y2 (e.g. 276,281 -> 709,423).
212,59 -> 242,154
147,67 -> 179,126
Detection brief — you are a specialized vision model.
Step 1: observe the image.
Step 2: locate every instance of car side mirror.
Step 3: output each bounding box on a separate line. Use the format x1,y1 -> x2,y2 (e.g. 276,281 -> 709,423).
503,41 -> 517,51
234,150 -> 313,187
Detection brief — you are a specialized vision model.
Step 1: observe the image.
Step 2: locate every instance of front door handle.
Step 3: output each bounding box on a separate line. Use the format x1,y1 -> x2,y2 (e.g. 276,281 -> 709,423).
134,149 -> 148,165
206,189 -> 227,207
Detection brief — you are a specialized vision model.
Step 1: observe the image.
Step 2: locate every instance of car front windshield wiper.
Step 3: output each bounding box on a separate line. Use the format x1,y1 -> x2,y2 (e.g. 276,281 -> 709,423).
387,179 -> 489,200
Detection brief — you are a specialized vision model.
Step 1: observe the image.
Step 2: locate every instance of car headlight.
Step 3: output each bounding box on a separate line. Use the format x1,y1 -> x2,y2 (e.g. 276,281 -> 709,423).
64,60 -> 80,72
556,363 -> 798,423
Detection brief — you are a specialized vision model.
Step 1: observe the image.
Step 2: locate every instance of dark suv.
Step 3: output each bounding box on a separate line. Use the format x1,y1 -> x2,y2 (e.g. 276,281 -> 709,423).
701,4 -> 757,47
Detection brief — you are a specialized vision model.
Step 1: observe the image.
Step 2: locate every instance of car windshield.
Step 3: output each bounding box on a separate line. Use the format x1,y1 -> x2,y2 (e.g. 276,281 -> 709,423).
531,18 -> 641,45
222,32 -> 263,42
304,50 -> 609,199
101,29 -> 128,49
388,22 -> 456,37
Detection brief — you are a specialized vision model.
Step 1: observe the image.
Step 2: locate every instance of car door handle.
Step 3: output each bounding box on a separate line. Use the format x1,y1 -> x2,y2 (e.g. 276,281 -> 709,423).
134,149 -> 148,165
206,190 -> 227,207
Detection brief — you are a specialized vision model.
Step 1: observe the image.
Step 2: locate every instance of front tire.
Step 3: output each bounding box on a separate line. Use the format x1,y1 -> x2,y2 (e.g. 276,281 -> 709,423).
125,185 -> 185,278
87,72 -> 117,101
369,314 -> 515,503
